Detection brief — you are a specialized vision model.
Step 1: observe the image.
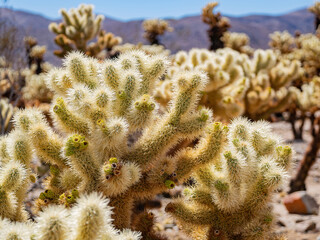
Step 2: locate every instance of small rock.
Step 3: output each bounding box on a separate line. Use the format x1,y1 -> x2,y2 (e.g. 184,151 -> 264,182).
296,221 -> 317,233
283,191 -> 319,214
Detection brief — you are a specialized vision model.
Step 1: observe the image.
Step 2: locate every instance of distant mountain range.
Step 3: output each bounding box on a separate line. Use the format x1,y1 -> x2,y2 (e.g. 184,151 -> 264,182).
0,7 -> 314,64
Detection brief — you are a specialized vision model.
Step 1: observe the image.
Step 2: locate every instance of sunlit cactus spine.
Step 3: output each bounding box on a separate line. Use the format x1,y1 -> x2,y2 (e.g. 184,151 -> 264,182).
202,2 -> 230,51
142,19 -> 173,45
166,117 -> 292,240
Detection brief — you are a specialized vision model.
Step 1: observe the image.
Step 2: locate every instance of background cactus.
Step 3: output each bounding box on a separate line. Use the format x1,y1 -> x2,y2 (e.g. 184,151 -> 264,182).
244,49 -> 302,120
114,43 -> 170,56
0,98 -> 15,134
166,117 -> 292,240
269,31 -> 295,54
24,36 -> 47,74
268,29 -> 320,142
269,31 -> 320,83
308,1 -> 320,31
22,72 -> 53,106
221,32 -> 253,55
156,48 -> 302,122
288,78 -> 320,193
142,19 -> 173,46
49,4 -> 122,58
202,2 -> 230,51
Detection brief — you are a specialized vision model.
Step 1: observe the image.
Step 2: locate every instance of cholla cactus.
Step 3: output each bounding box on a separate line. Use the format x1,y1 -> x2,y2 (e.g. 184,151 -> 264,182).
244,49 -> 302,120
309,1 -> 320,31
166,117 -> 292,240
114,43 -> 170,56
1,50 -> 233,236
156,48 -> 302,122
22,72 -> 53,104
221,32 -> 253,55
0,67 -> 21,96
0,98 -> 15,134
202,2 -> 230,50
289,77 -> 320,113
156,48 -> 251,121
270,31 -> 320,83
49,4 -> 121,58
0,192 -> 141,240
269,31 -> 295,54
87,30 -> 123,59
288,77 -> 320,192
24,36 -> 47,74
143,19 -> 173,45
291,33 -> 320,80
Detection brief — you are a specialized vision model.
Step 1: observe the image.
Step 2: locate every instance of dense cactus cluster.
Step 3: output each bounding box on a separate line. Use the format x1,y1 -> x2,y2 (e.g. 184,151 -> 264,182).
269,31 -> 320,81
166,118 -> 292,240
156,48 -> 302,121
267,20 -> 320,193
49,4 -> 122,58
1,1 -> 319,239
0,50 -> 234,236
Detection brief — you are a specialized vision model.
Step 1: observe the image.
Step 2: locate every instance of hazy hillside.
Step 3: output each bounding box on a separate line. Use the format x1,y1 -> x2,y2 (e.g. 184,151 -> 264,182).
0,7 -> 314,64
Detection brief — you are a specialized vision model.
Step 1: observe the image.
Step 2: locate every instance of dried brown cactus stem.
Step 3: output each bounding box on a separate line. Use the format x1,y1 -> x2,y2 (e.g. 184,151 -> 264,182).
289,116 -> 320,193
202,2 -> 231,51
288,106 -> 306,140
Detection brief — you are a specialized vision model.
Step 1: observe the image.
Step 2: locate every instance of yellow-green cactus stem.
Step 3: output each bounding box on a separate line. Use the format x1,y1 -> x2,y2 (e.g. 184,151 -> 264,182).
165,180 -> 175,189
65,134 -> 88,156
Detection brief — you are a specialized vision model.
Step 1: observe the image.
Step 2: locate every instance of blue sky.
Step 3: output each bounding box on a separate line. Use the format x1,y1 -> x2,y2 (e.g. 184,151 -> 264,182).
2,0 -> 315,20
